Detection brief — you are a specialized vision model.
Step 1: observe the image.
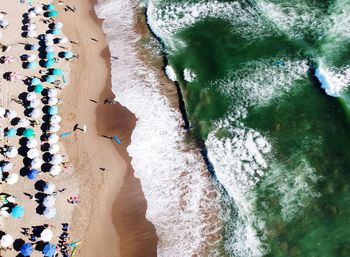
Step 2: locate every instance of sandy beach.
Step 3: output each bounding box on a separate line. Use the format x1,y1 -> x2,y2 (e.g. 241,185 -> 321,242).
0,0 -> 157,256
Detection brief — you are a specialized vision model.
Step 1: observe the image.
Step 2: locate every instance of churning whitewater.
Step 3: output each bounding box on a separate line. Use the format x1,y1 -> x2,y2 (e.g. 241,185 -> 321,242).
99,0 -> 350,256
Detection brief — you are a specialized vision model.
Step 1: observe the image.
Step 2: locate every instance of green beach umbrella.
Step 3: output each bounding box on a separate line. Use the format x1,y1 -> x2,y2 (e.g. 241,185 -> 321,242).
47,4 -> 56,11
63,51 -> 74,59
44,59 -> 55,68
5,127 -> 17,137
46,75 -> 56,83
51,29 -> 61,35
34,84 -> 44,93
46,52 -> 55,60
23,128 -> 35,138
26,62 -> 38,69
31,77 -> 41,85
47,10 -> 58,17
52,68 -> 62,75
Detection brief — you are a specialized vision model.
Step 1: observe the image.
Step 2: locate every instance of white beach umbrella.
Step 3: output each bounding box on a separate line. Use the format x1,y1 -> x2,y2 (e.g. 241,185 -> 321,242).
29,99 -> 41,108
0,107 -> 6,117
48,144 -> 60,154
5,110 -> 17,119
40,228 -> 53,242
18,118 -> 30,127
0,207 -> 10,217
26,92 -> 37,101
48,97 -> 58,106
50,115 -> 61,124
0,14 -> 4,20
50,154 -> 63,165
29,44 -> 40,50
43,182 -> 56,194
30,109 -> 42,119
49,124 -> 60,133
1,234 -> 14,248
6,173 -> 19,185
47,89 -> 58,97
7,196 -> 16,203
54,22 -> 63,29
45,34 -> 54,40
34,6 -> 43,14
27,30 -> 37,38
49,165 -> 61,176
26,138 -> 38,148
43,195 -> 55,207
45,40 -> 54,46
45,46 -> 54,52
27,23 -> 37,31
28,11 -> 36,18
43,207 -> 56,219
0,20 -> 9,28
58,37 -> 68,44
27,54 -> 36,62
27,148 -> 40,159
2,162 -> 13,172
4,147 -> 18,158
47,134 -> 59,144
31,157 -> 43,169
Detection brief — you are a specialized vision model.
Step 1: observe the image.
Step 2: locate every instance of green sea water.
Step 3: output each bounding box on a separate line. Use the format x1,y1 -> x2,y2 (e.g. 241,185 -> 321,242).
146,0 -> 350,256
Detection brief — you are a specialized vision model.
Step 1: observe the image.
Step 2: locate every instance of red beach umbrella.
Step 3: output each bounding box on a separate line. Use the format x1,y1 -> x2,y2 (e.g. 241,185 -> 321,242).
3,56 -> 14,64
10,72 -> 21,81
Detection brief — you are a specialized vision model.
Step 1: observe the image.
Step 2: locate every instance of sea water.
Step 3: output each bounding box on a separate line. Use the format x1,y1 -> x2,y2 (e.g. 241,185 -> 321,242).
97,0 -> 350,256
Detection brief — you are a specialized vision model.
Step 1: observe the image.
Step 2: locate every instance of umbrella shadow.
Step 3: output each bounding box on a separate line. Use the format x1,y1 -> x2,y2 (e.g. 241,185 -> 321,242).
18,146 -> 29,157
3,72 -> 11,81
41,163 -> 51,173
41,143 -> 50,152
35,240 -> 45,251
34,192 -> 46,204
22,157 -> 32,167
19,167 -> 29,177
42,153 -> 51,162
23,108 -> 33,118
35,180 -> 46,192
13,238 -> 25,251
40,123 -> 49,133
11,117 -> 20,126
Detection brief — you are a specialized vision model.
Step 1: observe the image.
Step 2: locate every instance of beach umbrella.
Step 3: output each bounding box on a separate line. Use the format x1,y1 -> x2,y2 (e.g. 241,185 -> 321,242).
28,44 -> 40,51
46,52 -> 55,60
45,34 -> 54,40
9,71 -> 21,81
34,6 -> 43,14
43,207 -> 56,219
45,75 -> 56,83
48,106 -> 58,115
31,77 -> 41,85
11,205 -> 24,218
50,29 -> 61,35
41,229 -> 53,242
29,109 -> 42,119
31,157 -> 43,169
45,46 -> 55,52
49,124 -> 60,133
4,147 -> 18,158
26,61 -> 38,70
43,182 -> 56,194
58,37 -> 68,44
0,14 -> 4,19
48,97 -> 58,106
6,173 -> 18,185
27,168 -> 39,180
29,98 -> 41,108
20,243 -> 33,256
54,22 -> 63,29
43,243 -> 56,257
3,56 -> 14,64
63,51 -> 73,59
26,138 -> 38,148
0,234 -> 14,248
48,134 -> 59,144
52,68 -> 62,75
0,20 -> 9,28
27,23 -> 37,31
27,148 -> 40,159
49,165 -> 61,176
47,11 -> 58,17
44,59 -> 55,68
18,118 -> 30,127
26,92 -> 37,101
5,109 -> 17,119
5,127 -> 17,137
47,89 -> 58,97
50,114 -> 61,123
46,4 -> 56,11
43,195 -> 55,207
45,40 -> 54,46
27,30 -> 37,38
50,154 -> 63,165
48,144 -> 60,154
34,84 -> 44,93
23,128 -> 35,138
0,107 -> 5,117
28,11 -> 36,18
27,54 -> 36,62
1,162 -> 13,172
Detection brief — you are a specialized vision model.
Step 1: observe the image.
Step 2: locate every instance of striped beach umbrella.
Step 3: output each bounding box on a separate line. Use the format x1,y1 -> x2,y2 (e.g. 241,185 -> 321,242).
3,56 -> 14,64
9,71 -> 21,81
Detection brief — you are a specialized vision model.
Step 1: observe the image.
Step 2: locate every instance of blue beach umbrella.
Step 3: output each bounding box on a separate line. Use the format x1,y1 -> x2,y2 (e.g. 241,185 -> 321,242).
20,243 -> 33,256
26,62 -> 38,69
44,59 -> 55,68
11,205 -> 25,218
47,10 -> 58,17
46,4 -> 56,11
5,127 -> 17,137
48,106 -> 58,115
43,243 -> 56,257
27,169 -> 39,180
46,75 -> 56,83
52,68 -> 62,75
50,29 -> 61,35
46,52 -> 55,60
23,128 -> 36,138
63,51 -> 73,59
31,77 -> 41,85
34,84 -> 44,93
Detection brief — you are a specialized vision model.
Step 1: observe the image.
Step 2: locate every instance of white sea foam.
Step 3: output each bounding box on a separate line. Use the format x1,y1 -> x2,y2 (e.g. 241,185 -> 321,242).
183,68 -> 197,82
95,0 -> 222,256
164,65 -> 177,81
